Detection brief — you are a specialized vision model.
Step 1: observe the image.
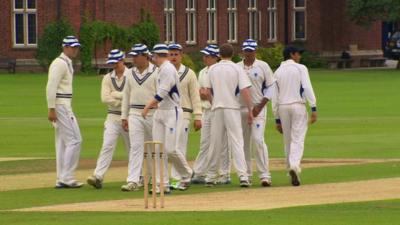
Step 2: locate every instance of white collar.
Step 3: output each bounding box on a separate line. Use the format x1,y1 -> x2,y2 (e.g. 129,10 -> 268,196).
111,66 -> 127,79
60,53 -> 72,63
282,59 -> 296,65
178,64 -> 186,74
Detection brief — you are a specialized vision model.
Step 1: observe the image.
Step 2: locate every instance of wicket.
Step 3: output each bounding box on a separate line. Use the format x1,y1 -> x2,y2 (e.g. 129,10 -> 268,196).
143,141 -> 165,209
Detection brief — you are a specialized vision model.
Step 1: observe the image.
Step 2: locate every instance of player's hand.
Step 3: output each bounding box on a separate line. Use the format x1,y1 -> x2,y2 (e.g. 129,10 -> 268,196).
142,107 -> 149,119
122,119 -> 129,132
194,120 -> 202,131
276,124 -> 283,134
199,88 -> 208,101
309,111 -> 317,124
48,108 -> 57,122
252,105 -> 263,117
247,110 -> 254,125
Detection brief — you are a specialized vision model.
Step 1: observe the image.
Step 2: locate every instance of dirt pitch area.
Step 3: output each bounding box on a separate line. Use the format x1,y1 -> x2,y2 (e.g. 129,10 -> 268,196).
13,177 -> 400,212
1,158 -> 398,191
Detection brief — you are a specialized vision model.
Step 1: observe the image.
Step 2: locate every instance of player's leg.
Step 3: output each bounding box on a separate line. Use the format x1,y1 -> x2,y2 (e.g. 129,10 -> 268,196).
279,105 -> 292,170
92,121 -> 120,182
122,115 -> 145,191
54,107 -> 66,187
171,118 -> 190,185
57,105 -> 82,187
251,109 -> 271,186
224,108 -> 249,187
192,109 -> 212,183
205,108 -> 225,185
217,131 -> 231,184
152,110 -> 169,192
165,108 -> 192,190
288,104 -> 308,173
240,108 -> 253,182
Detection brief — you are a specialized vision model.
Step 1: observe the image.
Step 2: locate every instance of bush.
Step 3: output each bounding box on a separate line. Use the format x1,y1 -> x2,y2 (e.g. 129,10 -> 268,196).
184,51 -> 204,73
300,51 -> 328,68
256,43 -> 284,69
79,9 -> 160,73
36,19 -> 75,69
182,54 -> 197,72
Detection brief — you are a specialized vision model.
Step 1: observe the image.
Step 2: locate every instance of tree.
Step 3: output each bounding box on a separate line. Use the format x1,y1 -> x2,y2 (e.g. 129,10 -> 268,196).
347,0 -> 400,68
36,19 -> 75,69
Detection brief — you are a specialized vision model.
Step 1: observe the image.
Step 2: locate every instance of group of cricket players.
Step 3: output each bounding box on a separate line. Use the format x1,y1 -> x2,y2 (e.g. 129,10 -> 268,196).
46,35 -> 317,194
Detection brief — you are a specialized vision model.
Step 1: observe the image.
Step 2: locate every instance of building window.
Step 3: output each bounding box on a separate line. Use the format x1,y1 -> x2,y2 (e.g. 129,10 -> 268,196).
207,0 -> 217,43
186,0 -> 196,44
227,0 -> 237,43
12,0 -> 37,47
293,0 -> 306,40
267,0 -> 277,41
164,0 -> 175,44
248,0 -> 259,40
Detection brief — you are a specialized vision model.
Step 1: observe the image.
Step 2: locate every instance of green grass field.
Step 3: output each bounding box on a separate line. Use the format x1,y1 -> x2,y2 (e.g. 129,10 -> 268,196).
0,69 -> 399,224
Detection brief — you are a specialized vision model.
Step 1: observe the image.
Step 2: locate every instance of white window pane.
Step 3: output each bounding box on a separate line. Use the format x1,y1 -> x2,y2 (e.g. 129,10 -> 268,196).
28,13 -> 36,44
14,13 -> 24,44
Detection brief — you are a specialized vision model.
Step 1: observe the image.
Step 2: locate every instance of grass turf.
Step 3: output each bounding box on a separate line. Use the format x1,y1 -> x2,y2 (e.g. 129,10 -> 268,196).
0,161 -> 398,210
0,69 -> 399,160
0,199 -> 399,225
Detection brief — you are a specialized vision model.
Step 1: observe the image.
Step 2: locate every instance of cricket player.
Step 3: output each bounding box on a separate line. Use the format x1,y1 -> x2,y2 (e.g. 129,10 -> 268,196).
272,46 -> 318,186
120,44 -> 157,191
167,43 -> 202,187
237,39 -> 276,187
192,45 -> 231,184
142,44 -> 193,192
204,43 -> 253,187
87,49 -> 130,189
46,36 -> 83,188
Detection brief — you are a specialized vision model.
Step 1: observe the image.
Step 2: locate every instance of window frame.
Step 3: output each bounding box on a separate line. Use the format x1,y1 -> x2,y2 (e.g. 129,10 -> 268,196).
292,0 -> 307,41
164,0 -> 176,44
267,0 -> 277,42
207,0 -> 218,44
227,0 -> 238,43
248,0 -> 259,40
185,0 -> 197,45
12,0 -> 37,48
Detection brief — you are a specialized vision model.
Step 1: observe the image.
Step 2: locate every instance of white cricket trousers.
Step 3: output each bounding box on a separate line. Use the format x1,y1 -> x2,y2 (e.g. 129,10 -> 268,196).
126,114 -> 153,183
153,107 -> 193,184
93,119 -> 130,180
193,109 -> 231,177
205,108 -> 248,182
171,118 -> 190,180
54,105 -> 82,184
241,108 -> 271,180
278,103 -> 308,172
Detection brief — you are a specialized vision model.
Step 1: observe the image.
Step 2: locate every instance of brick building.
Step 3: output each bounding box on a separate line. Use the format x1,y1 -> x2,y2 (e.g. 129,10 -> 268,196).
0,0 -> 383,70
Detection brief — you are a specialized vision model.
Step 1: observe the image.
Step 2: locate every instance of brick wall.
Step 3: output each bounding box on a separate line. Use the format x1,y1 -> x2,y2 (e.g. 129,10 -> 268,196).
0,0 -> 383,68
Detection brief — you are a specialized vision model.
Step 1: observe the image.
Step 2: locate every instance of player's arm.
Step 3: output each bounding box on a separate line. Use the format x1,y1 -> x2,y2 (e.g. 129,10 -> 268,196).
101,76 -> 121,107
121,79 -> 131,131
253,82 -> 276,117
46,61 -> 65,122
238,67 -> 254,124
271,75 -> 282,134
300,66 -> 317,124
143,71 -> 170,118
189,73 -> 202,131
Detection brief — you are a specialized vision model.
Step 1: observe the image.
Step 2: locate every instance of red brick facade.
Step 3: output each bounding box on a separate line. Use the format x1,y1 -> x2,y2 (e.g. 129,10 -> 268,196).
0,0 -> 382,69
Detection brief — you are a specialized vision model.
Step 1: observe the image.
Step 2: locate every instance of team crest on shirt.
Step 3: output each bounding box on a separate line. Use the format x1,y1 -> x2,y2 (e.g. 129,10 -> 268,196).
254,73 -> 258,77
170,127 -> 174,133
